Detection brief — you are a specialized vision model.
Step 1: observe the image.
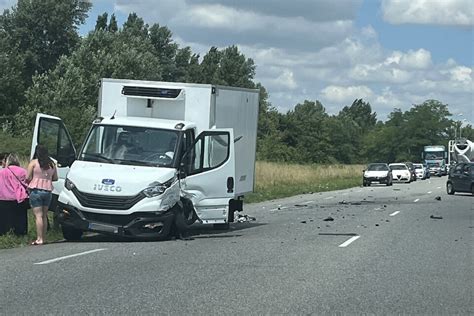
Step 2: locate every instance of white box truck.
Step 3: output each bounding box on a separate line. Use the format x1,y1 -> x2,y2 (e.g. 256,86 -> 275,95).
31,78 -> 259,240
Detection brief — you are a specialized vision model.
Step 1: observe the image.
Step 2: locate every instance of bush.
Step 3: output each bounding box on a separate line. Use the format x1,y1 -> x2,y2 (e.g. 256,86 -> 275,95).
0,130 -> 31,157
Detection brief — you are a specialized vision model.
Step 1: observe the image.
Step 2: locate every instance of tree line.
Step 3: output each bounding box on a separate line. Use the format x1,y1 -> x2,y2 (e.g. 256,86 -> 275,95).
1,0 -> 472,162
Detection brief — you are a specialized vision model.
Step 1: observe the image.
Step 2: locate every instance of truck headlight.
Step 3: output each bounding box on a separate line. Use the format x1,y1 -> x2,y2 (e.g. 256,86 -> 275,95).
143,177 -> 175,198
65,178 -> 75,191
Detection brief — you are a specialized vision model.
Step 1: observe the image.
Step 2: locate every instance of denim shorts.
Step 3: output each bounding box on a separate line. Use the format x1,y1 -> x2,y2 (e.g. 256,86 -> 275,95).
29,189 -> 52,208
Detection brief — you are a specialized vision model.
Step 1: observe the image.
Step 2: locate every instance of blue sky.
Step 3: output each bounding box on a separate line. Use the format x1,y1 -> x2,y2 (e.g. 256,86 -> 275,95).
1,0 -> 472,123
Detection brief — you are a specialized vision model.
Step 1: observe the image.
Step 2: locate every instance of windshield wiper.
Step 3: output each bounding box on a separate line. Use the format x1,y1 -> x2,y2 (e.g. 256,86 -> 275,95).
114,159 -> 158,167
81,153 -> 115,163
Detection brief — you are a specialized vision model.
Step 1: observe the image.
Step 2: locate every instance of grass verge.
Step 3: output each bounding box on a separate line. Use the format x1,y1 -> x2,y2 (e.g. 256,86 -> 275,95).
246,161 -> 364,203
0,210 -> 63,249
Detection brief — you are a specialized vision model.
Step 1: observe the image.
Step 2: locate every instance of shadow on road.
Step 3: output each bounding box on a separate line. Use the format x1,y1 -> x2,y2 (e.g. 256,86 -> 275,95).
67,222 -> 266,244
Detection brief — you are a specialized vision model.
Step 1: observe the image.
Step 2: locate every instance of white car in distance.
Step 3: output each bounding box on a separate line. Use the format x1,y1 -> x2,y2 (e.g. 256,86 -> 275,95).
389,163 -> 412,183
413,163 -> 429,180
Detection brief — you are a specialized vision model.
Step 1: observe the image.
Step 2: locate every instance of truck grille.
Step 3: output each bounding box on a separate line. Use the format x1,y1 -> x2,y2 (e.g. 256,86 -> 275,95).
71,188 -> 146,210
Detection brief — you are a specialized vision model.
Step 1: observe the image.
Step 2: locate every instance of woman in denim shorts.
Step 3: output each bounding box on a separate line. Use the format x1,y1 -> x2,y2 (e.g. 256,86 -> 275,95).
27,145 -> 58,245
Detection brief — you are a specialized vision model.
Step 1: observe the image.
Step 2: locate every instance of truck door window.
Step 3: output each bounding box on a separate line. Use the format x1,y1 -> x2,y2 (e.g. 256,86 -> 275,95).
188,132 -> 230,175
38,118 -> 75,166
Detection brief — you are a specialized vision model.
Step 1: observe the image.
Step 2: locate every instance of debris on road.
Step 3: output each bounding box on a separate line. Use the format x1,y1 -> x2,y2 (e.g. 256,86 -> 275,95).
430,215 -> 443,220
294,204 -> 308,207
235,212 -> 257,223
435,196 -> 442,201
300,220 -> 307,224
323,216 -> 334,221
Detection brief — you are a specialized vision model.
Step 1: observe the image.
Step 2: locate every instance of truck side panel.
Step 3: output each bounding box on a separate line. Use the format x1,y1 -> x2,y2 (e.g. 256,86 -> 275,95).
214,87 -> 259,195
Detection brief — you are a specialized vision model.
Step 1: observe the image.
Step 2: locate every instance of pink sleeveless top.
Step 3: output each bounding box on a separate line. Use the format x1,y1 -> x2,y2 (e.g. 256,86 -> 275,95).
28,160 -> 55,191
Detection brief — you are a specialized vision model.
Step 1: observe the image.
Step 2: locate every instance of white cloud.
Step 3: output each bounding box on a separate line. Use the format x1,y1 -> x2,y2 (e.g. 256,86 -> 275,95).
382,0 -> 474,26
321,85 -> 374,103
385,49 -> 432,69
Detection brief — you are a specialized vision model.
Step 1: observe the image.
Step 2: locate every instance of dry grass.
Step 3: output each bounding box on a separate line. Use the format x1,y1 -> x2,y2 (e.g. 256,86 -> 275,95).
247,161 -> 364,202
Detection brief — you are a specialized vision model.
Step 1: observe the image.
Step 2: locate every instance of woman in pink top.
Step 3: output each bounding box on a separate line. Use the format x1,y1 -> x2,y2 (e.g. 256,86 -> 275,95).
27,145 -> 58,245
0,153 -> 29,235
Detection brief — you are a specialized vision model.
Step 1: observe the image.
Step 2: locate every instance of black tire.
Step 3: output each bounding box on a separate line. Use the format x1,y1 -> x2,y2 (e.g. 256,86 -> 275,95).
367,182 -> 371,186
363,181 -> 367,187
446,182 -> 455,195
173,201 -> 197,231
61,225 -> 83,241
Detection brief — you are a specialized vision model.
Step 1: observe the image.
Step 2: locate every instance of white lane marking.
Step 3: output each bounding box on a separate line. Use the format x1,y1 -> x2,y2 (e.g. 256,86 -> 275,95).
437,187 -> 441,189
389,211 -> 400,216
427,191 -> 432,194
34,248 -> 106,265
339,236 -> 360,248
355,190 -> 362,193
305,201 -> 315,204
414,198 -> 420,203
324,196 -> 334,200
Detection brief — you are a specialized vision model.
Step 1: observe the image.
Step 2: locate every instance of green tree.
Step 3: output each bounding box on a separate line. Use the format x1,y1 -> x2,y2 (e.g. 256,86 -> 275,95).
95,12 -> 108,31
15,28 -> 161,143
0,0 -> 91,81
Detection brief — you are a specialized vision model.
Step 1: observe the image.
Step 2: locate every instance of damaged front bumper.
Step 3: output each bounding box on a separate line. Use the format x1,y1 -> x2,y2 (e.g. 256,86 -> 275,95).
56,202 -> 175,239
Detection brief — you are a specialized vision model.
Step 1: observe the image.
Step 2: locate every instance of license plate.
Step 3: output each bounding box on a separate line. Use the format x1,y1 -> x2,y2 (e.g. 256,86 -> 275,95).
88,222 -> 119,234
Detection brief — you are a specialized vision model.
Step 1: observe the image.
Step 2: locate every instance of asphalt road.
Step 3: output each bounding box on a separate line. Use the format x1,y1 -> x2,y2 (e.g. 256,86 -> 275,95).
1,176 -> 472,314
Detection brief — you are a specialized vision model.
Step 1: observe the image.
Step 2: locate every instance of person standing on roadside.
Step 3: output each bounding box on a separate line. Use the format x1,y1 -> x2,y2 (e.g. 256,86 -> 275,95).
0,153 -> 29,235
27,145 -> 58,245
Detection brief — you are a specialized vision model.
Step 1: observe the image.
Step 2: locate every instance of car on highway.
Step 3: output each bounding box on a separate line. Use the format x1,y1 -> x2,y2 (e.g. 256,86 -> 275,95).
362,163 -> 393,186
389,163 -> 412,183
427,161 -> 444,177
413,163 -> 429,180
446,162 -> 474,195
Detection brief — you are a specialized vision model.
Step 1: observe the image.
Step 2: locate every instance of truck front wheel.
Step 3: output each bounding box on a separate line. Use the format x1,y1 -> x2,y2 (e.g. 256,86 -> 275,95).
61,226 -> 83,241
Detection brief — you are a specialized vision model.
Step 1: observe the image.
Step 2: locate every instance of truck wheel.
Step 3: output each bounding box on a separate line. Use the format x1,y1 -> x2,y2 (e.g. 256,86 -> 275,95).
173,201 -> 197,231
446,182 -> 455,195
61,226 -> 83,241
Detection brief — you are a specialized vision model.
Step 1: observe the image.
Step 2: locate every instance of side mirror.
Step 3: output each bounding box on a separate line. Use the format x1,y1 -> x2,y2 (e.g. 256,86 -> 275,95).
178,162 -> 187,179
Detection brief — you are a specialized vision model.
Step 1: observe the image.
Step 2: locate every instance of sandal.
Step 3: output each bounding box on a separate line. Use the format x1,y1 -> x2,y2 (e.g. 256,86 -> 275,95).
31,240 -> 43,246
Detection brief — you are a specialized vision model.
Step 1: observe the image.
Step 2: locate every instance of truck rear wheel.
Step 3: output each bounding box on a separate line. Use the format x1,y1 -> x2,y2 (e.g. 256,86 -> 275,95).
61,226 -> 83,241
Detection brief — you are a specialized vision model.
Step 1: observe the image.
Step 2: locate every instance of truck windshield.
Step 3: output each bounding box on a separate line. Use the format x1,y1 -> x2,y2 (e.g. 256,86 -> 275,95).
424,152 -> 444,160
79,125 -> 180,167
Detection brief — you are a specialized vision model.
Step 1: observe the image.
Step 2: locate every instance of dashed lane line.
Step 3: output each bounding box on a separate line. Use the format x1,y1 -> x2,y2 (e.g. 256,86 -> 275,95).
389,211 -> 400,216
34,248 -> 107,265
414,198 -> 420,203
339,236 -> 360,248
324,196 -> 335,200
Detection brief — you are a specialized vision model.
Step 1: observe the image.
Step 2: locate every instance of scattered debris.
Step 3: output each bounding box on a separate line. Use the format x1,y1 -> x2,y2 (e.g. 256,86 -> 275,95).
375,224 -> 379,227
300,220 -> 307,224
294,204 -> 308,207
309,219 -> 314,222
385,220 -> 390,222
323,216 -> 334,221
235,212 -> 256,223
430,215 -> 443,220
383,205 -> 387,208
435,196 -> 442,201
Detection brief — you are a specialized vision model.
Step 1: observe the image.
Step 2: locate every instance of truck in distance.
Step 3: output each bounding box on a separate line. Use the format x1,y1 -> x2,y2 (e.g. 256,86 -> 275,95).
422,145 -> 447,176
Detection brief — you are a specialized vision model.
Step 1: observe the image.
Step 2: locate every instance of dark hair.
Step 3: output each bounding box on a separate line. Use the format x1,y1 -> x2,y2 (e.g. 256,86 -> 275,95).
6,153 -> 20,167
34,145 -> 54,170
